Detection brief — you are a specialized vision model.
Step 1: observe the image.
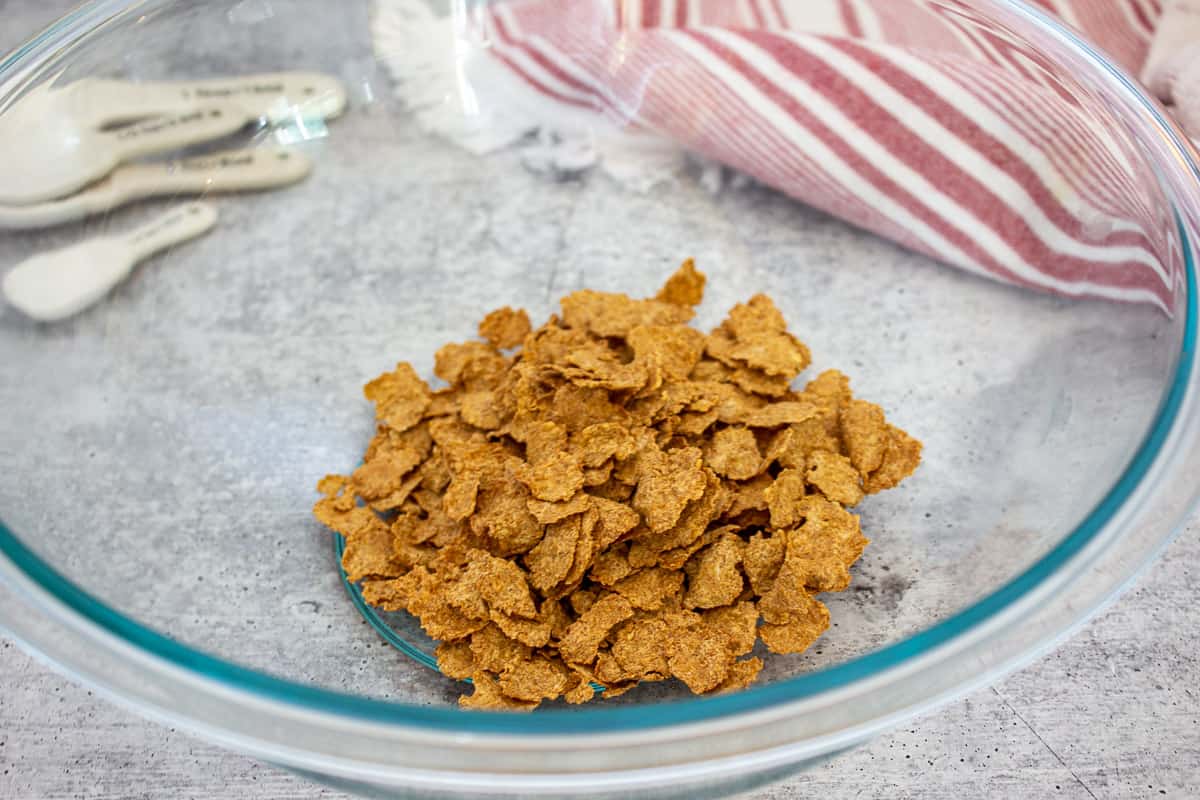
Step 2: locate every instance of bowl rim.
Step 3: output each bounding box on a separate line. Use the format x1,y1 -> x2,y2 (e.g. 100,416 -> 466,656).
1,0 -> 1198,742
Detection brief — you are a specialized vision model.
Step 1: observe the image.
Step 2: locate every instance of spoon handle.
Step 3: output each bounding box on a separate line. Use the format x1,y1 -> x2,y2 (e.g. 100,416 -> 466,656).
2,202 -> 219,322
105,106 -> 249,163
0,148 -> 310,230
115,147 -> 313,198
122,202 -> 219,263
74,72 -> 348,128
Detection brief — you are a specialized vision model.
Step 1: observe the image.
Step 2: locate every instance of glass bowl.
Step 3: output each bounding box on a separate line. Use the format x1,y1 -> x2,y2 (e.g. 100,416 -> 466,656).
1,1 -> 1198,797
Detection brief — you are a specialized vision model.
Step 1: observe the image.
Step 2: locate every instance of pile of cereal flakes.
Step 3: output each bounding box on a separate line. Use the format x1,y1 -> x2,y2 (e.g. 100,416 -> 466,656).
314,260 -> 921,710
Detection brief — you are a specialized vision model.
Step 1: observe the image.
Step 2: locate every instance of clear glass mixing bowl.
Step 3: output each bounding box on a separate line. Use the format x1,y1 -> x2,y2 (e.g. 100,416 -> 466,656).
1,1 -> 1198,797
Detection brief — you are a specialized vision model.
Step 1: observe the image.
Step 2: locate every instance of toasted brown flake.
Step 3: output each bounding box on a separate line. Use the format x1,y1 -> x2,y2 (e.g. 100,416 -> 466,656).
590,496 -> 642,549
783,495 -> 869,592
800,369 -> 851,415
655,258 -> 707,308
479,306 -> 532,350
435,342 -> 508,390
627,325 -> 706,382
369,471 -> 425,513
594,651 -> 631,685
864,425 -> 923,494
756,535 -> 838,657
657,525 -> 727,571
424,388 -> 461,420
572,422 -> 637,467
708,381 -> 768,424
418,453 -> 452,493
840,399 -> 887,475
758,593 -> 829,655
435,640 -> 475,680
569,587 -> 598,616
675,408 -> 720,437
392,539 -> 437,572
611,616 -> 671,678
631,444 -> 707,533
561,290 -> 693,339
561,340 -> 649,391
339,517 -> 402,583
515,450 -> 585,503
540,597 -> 574,641
726,295 -> 811,376
498,656 -> 571,702
460,672 -> 538,711
743,531 -> 785,595
442,472 -> 481,521
491,611 -> 552,648
397,567 -> 490,641
549,383 -> 630,433
703,601 -> 759,657
316,473 -> 354,504
590,477 -> 634,503
705,326 -> 741,369
612,567 -> 685,611
713,657 -> 763,693
554,508 -> 599,598
524,515 -> 580,592
510,419 -> 566,467
597,681 -> 638,699
729,365 -> 793,398
589,544 -> 633,586
638,473 -> 732,553
363,423 -> 434,463
419,603 -> 490,641
351,445 -> 424,506
428,416 -> 487,449
627,541 -> 659,570
763,426 -> 804,470
806,450 -> 864,507
470,481 -> 543,556
683,534 -> 745,609
704,426 -> 762,480
444,570 -> 488,620
363,362 -> 432,433
559,593 -> 634,665
583,462 -> 613,486
740,401 -> 818,429
564,675 -> 597,704
725,472 -> 773,518
527,492 -> 592,525
469,623 -> 532,674
360,578 -> 409,611
521,323 -> 590,368
764,468 -> 807,529
668,624 -> 733,693
315,478 -> 377,531
470,552 -> 537,618
394,501 -> 467,550
459,390 -> 505,431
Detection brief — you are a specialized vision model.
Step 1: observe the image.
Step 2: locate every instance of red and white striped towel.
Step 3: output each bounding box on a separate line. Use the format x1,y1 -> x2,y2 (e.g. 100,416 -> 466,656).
375,0 -> 1183,310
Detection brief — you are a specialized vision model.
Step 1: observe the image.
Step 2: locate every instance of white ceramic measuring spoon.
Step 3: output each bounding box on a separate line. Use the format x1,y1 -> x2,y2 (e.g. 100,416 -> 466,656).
3,202 -> 218,322
68,71 -> 349,128
0,148 -> 311,230
0,105 -> 247,206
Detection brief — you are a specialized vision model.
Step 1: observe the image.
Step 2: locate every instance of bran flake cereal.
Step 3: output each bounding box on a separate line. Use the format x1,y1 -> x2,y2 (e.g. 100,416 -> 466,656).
314,260 -> 921,709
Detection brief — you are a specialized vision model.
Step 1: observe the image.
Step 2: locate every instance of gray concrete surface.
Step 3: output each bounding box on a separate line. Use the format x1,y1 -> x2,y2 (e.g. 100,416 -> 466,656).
1,1 -> 1198,798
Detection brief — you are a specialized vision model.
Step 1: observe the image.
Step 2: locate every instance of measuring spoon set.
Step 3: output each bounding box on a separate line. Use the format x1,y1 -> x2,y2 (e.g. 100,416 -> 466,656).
2,71 -> 346,321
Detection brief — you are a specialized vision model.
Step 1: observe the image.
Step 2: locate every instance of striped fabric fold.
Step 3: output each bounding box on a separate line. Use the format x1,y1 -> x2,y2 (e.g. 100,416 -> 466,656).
381,0 -> 1183,309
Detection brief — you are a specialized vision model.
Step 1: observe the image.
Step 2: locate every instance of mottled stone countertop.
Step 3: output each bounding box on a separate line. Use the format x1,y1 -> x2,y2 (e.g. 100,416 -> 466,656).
1,1 -> 1198,798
